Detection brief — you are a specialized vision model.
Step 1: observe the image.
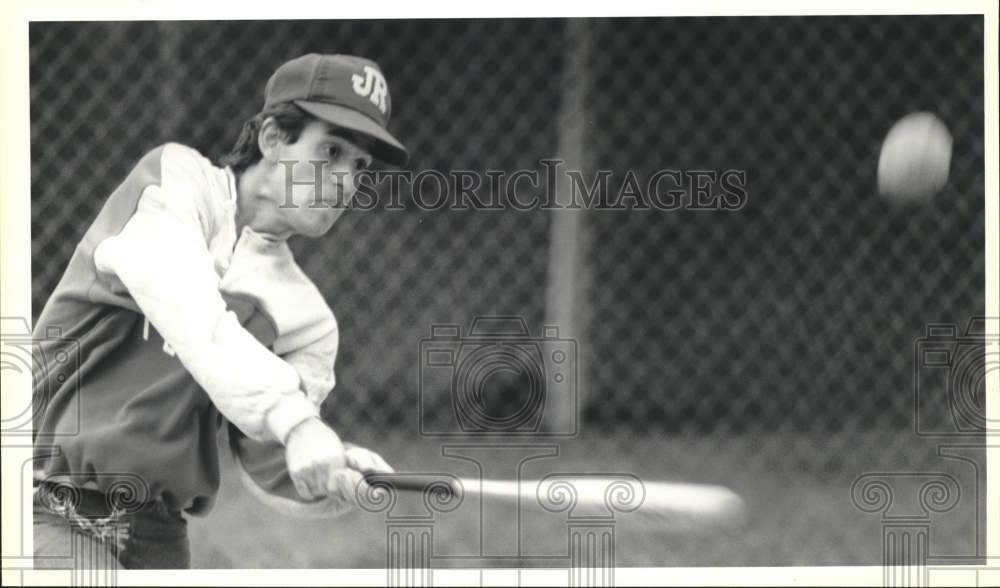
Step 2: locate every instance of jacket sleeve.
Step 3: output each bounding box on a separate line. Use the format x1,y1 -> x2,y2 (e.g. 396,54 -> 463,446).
92,145 -> 319,445
218,234 -> 340,409
228,422 -> 357,518
282,323 -> 338,408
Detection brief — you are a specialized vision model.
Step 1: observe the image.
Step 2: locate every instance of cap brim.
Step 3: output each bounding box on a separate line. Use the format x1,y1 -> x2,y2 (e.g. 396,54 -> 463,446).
295,100 -> 409,166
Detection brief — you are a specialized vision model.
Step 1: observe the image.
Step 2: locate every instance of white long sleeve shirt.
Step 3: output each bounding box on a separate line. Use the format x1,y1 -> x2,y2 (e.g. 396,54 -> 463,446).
33,143 -> 341,515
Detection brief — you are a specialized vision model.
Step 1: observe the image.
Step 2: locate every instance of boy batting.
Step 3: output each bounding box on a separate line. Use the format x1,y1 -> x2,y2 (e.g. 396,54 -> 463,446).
31,53 -> 403,569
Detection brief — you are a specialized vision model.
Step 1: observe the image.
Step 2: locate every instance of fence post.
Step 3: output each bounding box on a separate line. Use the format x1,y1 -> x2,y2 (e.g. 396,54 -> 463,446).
544,18 -> 591,434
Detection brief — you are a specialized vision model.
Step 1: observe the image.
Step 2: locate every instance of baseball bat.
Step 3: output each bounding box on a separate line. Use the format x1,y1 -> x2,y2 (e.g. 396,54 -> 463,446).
362,473 -> 746,531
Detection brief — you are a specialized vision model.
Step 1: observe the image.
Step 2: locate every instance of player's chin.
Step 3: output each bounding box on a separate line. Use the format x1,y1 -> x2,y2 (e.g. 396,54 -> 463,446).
297,208 -> 343,238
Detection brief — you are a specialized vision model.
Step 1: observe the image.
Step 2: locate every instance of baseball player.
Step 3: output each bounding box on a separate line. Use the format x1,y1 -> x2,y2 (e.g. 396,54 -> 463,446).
31,53 -> 406,569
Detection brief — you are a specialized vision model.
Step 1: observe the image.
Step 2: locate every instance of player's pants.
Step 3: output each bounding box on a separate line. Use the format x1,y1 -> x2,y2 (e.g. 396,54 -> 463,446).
33,482 -> 190,569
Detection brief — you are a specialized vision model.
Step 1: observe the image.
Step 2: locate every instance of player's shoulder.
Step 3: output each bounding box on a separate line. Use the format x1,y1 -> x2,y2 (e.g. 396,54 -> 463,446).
128,142 -> 232,233
138,142 -> 220,180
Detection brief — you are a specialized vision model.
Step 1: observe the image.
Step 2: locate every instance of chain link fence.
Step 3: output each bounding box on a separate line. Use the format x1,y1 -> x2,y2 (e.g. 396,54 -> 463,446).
30,17 -> 984,477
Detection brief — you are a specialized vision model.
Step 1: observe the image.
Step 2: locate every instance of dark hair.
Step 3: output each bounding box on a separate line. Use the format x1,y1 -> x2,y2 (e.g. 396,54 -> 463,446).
219,102 -> 314,173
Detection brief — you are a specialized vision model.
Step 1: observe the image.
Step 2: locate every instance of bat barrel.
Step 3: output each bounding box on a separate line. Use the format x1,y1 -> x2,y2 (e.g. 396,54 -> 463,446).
361,473 -> 746,531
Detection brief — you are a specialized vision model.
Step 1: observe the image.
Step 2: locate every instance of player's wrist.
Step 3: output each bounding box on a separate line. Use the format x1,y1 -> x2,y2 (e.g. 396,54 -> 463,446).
283,415 -> 324,446
266,395 -> 321,446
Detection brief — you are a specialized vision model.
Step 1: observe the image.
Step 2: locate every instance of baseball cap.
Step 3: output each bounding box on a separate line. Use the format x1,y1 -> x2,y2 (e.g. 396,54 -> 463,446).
264,53 -> 408,166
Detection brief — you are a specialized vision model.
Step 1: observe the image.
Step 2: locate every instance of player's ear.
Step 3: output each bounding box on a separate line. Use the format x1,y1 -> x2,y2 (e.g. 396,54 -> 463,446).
257,117 -> 285,163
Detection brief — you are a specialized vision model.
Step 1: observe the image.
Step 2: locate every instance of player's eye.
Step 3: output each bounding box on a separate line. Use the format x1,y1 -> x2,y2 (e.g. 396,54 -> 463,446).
327,145 -> 342,160
356,159 -> 370,172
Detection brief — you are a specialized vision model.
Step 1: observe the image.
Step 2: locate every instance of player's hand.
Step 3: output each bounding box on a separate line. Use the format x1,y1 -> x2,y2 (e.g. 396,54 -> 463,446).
284,416 -> 348,500
343,443 -> 394,475
323,443 -> 395,502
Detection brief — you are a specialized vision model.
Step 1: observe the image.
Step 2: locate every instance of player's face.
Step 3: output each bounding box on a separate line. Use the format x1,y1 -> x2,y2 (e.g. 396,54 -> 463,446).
272,120 -> 374,238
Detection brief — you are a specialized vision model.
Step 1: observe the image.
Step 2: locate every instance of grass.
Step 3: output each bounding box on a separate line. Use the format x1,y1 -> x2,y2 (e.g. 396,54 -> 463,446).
188,431 -> 980,568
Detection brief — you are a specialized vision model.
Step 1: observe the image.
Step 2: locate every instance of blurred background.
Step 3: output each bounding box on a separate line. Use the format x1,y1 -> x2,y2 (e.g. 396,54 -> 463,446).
30,17 -> 985,567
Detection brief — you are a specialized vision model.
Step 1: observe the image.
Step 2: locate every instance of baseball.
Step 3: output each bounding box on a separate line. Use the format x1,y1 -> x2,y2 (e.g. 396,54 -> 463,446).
877,112 -> 952,202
